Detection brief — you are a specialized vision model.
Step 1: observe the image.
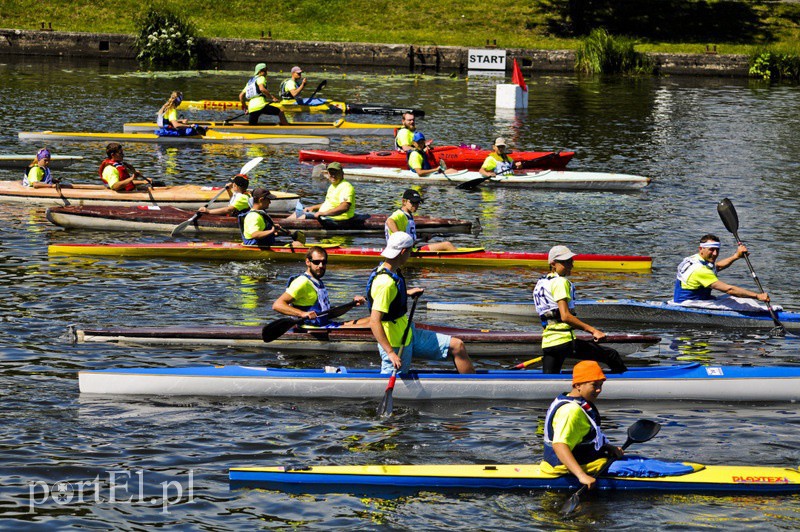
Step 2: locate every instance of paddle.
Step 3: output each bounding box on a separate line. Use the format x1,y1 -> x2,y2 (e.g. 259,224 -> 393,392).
170,157 -> 264,237
507,356 -> 542,370
376,293 -> 421,417
717,198 -> 786,337
261,300 -> 359,342
306,80 -> 327,100
456,152 -> 557,190
561,419 -> 661,516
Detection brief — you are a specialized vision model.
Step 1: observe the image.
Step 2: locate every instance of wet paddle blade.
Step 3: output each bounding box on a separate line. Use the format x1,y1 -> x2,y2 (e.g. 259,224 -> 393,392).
261,317 -> 302,342
561,489 -> 584,515
456,176 -> 489,190
240,156 -> 264,175
171,214 -> 199,237
717,198 -> 739,235
376,371 -> 397,417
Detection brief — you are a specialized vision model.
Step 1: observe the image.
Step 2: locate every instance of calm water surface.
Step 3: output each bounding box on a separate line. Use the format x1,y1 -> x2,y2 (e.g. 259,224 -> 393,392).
1,56 -> 799,529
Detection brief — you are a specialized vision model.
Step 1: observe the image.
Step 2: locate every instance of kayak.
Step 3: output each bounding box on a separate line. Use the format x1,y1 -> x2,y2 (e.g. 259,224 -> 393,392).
48,243 -> 652,272
45,206 -> 473,237
426,299 -> 800,330
340,167 -> 650,191
229,462 -> 800,494
18,130 -> 329,146
72,322 -> 658,355
299,147 -> 575,171
0,181 -> 299,212
177,98 -> 425,117
0,154 -> 84,169
78,363 -> 800,401
122,119 -> 396,137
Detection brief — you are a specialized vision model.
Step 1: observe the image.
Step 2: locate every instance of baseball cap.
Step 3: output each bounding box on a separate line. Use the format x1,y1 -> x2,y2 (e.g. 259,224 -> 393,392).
548,245 -> 576,263
381,232 -> 414,259
291,66 -> 303,74
252,187 -> 277,201
232,174 -> 249,189
573,360 -> 606,384
254,63 -> 267,75
402,189 -> 423,203
326,162 -> 343,173
494,137 -> 507,147
412,131 -> 426,143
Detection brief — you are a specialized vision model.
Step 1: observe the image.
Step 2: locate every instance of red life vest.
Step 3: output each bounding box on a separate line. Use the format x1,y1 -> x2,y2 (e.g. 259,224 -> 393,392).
98,159 -> 135,191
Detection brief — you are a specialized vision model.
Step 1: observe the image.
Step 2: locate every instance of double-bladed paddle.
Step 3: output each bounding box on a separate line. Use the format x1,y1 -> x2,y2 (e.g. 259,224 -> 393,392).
717,197 -> 786,337
561,419 -> 661,516
170,156 -> 264,237
507,356 -> 543,370
306,80 -> 327,100
455,152 -> 558,190
376,293 -> 421,417
261,299 -> 359,342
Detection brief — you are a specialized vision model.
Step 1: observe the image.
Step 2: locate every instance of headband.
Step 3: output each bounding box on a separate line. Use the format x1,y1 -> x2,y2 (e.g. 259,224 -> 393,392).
699,241 -> 720,249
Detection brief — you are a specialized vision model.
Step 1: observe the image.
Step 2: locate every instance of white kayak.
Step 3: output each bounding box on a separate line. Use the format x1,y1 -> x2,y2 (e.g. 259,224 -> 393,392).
0,154 -> 84,169
340,167 -> 651,191
18,130 -> 329,146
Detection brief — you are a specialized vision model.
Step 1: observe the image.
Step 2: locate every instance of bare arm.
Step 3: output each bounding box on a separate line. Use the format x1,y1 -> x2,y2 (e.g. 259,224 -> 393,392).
386,218 -> 400,234
709,280 -> 769,301
558,299 -> 606,341
272,292 -> 316,319
553,443 -> 596,488
316,201 -> 350,217
370,308 -> 401,369
716,244 -> 747,271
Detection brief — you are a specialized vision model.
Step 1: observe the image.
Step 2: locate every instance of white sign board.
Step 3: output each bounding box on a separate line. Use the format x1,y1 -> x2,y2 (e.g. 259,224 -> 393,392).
468,49 -> 507,71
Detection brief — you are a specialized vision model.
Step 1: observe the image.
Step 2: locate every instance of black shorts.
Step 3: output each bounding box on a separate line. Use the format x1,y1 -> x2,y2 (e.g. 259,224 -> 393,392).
542,338 -> 628,374
248,105 -> 281,124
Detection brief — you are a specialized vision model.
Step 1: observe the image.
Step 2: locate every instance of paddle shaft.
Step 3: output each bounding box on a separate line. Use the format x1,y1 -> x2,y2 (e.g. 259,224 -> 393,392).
307,80 -> 327,100
456,152 -> 555,190
261,300 -> 359,342
377,294 -> 421,416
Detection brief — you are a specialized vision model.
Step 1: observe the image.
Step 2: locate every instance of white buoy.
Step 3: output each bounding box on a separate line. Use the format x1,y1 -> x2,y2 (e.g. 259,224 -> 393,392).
495,84 -> 528,109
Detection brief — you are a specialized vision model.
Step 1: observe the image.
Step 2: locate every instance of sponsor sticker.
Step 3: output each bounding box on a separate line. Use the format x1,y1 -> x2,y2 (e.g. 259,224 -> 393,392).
732,475 -> 789,483
705,366 -> 724,376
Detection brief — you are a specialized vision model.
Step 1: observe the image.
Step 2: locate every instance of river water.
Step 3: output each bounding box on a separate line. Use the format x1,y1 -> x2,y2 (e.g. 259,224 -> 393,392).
1,56 -> 799,529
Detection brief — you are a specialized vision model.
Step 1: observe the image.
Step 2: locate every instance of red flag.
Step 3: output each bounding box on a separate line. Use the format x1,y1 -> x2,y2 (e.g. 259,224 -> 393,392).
511,58 -> 528,92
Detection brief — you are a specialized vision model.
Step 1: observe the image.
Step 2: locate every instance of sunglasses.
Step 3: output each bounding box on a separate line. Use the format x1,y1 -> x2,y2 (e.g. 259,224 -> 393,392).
309,259 -> 328,265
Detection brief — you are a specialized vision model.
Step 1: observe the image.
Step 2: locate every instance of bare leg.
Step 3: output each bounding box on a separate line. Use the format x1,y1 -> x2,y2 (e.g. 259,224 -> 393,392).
449,337 -> 474,373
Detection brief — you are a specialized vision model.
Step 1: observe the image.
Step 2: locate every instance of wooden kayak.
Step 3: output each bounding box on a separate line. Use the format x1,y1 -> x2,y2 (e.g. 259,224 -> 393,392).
123,119 -> 396,136
229,461 -> 800,494
0,154 -> 84,169
78,363 -> 800,401
48,242 -> 652,272
299,147 -> 575,171
72,322 -> 658,355
341,167 -> 650,191
0,181 -> 299,212
426,299 -> 800,330
18,130 -> 329,146
45,205 -> 473,236
177,98 -> 425,117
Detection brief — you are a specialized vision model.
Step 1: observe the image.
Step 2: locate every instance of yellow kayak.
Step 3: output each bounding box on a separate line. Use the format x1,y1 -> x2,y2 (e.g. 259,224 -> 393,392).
18,130 -> 328,146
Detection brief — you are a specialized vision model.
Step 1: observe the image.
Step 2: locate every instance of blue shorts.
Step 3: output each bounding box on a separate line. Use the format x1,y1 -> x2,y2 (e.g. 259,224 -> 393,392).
378,325 -> 451,374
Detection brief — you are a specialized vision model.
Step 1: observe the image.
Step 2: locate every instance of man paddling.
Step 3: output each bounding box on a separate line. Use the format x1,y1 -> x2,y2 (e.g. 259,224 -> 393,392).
279,66 -> 307,100
240,187 -> 303,247
395,112 -> 417,152
99,143 -> 151,192
407,132 -> 458,177
540,361 -> 623,489
385,189 -> 456,252
273,246 -> 369,328
239,63 -> 289,126
367,232 -> 474,374
478,137 -> 522,178
534,245 -> 628,374
672,234 -> 771,310
289,162 -> 356,221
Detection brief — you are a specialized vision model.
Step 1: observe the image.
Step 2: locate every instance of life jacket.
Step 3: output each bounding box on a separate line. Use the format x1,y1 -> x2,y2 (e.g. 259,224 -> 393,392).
406,149 -> 431,172
542,394 -> 610,467
366,265 -> 408,322
384,209 -> 416,242
673,254 -> 717,302
279,78 -> 297,100
533,273 -> 576,327
244,76 -> 263,100
489,153 -> 514,174
98,159 -> 135,191
395,127 -> 413,150
23,165 -> 52,187
238,209 -> 275,246
286,273 -> 331,327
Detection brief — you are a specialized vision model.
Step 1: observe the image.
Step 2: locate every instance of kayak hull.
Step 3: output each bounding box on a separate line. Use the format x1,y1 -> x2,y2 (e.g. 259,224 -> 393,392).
48,242 -> 652,272
45,206 -> 473,237
426,299 -> 800,330
0,154 -> 84,169
78,363 -> 800,401
177,99 -> 425,117
18,131 -> 328,146
229,463 -> 800,494
0,181 -> 298,212
341,167 -> 650,191
299,147 -> 575,171
123,120 -> 396,136
72,323 -> 657,355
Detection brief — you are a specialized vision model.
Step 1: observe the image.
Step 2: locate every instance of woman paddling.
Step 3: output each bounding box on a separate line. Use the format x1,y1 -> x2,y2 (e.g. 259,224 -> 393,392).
23,148 -> 71,189
156,91 -> 205,136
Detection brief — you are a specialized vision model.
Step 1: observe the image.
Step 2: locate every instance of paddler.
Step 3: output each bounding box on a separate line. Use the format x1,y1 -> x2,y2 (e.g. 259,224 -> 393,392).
672,234 -> 770,310
478,137 -> 522,178
367,231 -> 475,374
198,173 -> 252,216
156,90 -> 205,136
279,66 -> 307,100
407,132 -> 458,177
540,361 -> 623,489
238,63 -> 289,126
23,148 -> 71,189
240,187 -> 303,247
385,188 -> 456,252
534,245 -> 628,374
272,246 -> 370,328
289,162 -> 356,221
98,143 -> 151,192
395,112 -> 417,152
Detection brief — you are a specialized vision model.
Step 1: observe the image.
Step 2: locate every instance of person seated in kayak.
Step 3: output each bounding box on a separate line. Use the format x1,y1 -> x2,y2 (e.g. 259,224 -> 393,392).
240,187 -> 303,247
395,112 -> 417,152
368,231 -> 474,374
289,162 -> 356,221
385,188 -> 456,252
99,143 -> 151,192
534,245 -> 628,375
156,91 -> 205,136
672,234 -> 770,309
279,66 -> 307,100
273,246 -> 370,329
407,132 -> 458,177
239,63 -> 289,126
540,361 -> 623,489
23,148 -> 71,189
478,137 -> 522,178
198,174 -> 252,216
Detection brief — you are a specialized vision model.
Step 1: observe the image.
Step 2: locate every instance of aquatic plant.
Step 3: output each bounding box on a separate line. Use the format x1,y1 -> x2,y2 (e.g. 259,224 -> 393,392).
749,49 -> 800,82
574,28 -> 653,75
133,7 -> 204,69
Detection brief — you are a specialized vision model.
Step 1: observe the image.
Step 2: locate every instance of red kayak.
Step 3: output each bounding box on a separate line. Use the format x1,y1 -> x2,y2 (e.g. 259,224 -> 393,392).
299,146 -> 575,171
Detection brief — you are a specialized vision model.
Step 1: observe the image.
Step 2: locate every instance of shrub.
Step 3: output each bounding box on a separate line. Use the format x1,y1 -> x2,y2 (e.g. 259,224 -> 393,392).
574,28 -> 653,75
134,7 -> 204,69
749,50 -> 800,82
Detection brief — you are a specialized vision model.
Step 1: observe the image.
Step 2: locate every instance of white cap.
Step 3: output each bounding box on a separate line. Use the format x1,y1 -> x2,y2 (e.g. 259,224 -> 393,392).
381,232 -> 414,259
548,245 -> 576,263
494,137 -> 507,147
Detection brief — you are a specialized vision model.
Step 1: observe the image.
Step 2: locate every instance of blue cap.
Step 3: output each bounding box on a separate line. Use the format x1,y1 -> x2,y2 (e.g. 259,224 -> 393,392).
412,131 -> 425,143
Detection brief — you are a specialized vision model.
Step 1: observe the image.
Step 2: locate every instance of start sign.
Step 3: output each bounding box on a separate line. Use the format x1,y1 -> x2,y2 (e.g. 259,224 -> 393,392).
468,49 -> 507,71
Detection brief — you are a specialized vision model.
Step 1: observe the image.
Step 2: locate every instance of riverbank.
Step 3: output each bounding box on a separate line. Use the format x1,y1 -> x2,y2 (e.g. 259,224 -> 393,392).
0,28 -> 749,76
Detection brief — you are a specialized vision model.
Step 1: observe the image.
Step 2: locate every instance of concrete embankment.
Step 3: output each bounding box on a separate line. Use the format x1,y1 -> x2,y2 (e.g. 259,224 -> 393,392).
0,28 -> 750,77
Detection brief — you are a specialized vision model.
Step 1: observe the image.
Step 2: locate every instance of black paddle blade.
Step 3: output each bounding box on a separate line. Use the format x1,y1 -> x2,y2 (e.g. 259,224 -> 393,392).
561,490 -> 584,516
627,419 -> 661,445
456,177 -> 487,190
261,317 -> 302,342
717,198 -> 739,235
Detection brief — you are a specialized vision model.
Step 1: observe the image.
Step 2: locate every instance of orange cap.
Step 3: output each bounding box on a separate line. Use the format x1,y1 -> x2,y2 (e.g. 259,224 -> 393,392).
572,361 -> 606,384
